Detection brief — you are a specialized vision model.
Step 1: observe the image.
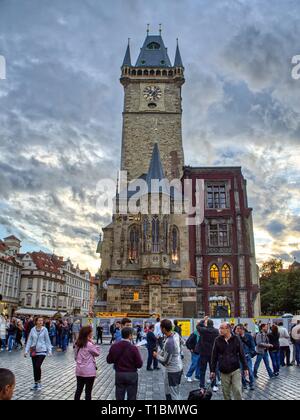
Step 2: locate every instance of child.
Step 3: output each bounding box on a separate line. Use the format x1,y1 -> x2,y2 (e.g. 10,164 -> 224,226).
0,369 -> 15,400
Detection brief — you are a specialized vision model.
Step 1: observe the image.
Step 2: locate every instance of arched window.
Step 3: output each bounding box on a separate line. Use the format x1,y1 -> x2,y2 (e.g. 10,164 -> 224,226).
210,264 -> 219,285
221,264 -> 231,285
128,225 -> 139,263
152,217 -> 160,253
147,42 -> 160,50
143,217 -> 149,252
171,226 -> 179,264
163,217 -> 168,253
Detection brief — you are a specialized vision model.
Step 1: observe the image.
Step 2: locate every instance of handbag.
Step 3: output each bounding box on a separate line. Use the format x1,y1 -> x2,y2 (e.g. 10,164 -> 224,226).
30,328 -> 43,357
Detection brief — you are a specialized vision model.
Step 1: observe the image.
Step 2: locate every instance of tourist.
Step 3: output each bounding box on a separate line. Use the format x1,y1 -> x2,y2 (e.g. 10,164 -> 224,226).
49,321 -> 57,346
121,318 -> 132,328
24,317 -> 52,391
107,327 -> 143,400
110,322 -> 116,344
234,324 -> 256,390
291,321 -> 300,367
72,320 -> 81,343
61,320 -> 70,352
268,325 -> 281,376
185,323 -> 200,382
211,322 -> 248,401
146,325 -> 159,371
7,318 -> 17,353
278,322 -> 292,367
153,319 -> 183,400
253,324 -> 274,378
154,317 -> 164,350
0,369 -> 15,401
15,320 -> 23,350
96,324 -> 103,345
74,326 -> 100,400
197,317 -> 219,392
0,314 -> 7,351
114,321 -> 122,343
174,320 -> 182,337
56,320 -> 63,350
24,317 -> 34,343
136,325 -> 143,343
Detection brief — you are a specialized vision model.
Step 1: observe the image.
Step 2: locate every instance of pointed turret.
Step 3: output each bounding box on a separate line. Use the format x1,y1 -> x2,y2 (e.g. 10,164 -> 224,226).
174,39 -> 184,68
135,33 -> 172,68
122,40 -> 132,67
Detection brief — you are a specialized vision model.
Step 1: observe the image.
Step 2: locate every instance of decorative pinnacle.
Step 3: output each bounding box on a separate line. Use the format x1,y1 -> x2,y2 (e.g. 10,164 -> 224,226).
159,23 -> 162,34
147,24 -> 150,35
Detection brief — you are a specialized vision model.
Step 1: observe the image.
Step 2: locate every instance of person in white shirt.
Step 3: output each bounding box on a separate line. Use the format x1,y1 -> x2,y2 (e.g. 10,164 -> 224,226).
278,322 -> 292,367
154,317 -> 164,350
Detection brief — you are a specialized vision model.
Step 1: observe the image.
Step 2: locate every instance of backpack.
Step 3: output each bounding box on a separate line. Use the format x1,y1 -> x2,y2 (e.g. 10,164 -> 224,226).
186,333 -> 197,351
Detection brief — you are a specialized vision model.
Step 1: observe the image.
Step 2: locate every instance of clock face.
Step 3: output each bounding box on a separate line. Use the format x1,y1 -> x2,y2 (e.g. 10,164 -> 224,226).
143,86 -> 162,102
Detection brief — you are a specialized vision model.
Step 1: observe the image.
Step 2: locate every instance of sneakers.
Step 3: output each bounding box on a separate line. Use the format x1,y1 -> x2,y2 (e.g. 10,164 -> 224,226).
37,383 -> 42,391
250,385 -> 255,391
31,383 -> 38,391
187,377 -> 193,383
212,386 -> 219,392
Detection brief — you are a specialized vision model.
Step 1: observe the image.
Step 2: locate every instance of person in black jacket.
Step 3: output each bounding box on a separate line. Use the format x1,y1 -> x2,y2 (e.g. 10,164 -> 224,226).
196,318 -> 219,391
268,325 -> 281,376
211,322 -> 248,400
146,325 -> 159,371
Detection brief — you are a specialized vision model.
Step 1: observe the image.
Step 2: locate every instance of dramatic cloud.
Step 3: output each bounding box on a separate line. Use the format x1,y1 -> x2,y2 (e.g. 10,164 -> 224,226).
0,0 -> 299,271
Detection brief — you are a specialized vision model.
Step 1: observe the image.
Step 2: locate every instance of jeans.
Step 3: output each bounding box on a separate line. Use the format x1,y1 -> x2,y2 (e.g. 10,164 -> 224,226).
200,354 -> 216,388
8,335 -> 15,351
269,351 -> 281,374
186,352 -> 200,379
62,335 -> 68,352
115,372 -> 138,401
32,355 -> 46,383
147,349 -> 158,370
56,334 -> 62,348
254,352 -> 274,378
75,376 -> 95,400
280,346 -> 291,366
295,342 -> 300,365
0,337 -> 6,350
241,355 -> 254,386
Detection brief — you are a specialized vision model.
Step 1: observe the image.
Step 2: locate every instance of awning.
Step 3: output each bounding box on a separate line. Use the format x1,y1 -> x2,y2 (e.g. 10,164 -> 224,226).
15,308 -> 67,317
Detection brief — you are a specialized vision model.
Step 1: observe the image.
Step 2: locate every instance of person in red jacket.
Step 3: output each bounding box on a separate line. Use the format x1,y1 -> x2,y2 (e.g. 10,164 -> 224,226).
107,327 -> 143,400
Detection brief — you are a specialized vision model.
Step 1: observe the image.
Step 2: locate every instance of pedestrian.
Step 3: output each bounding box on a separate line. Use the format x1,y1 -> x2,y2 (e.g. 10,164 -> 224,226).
197,317 -> 220,392
7,318 -> 17,352
268,325 -> 281,376
96,324 -> 103,345
121,318 -> 132,328
153,319 -> 183,401
211,322 -> 248,401
24,317 -> 34,344
185,323 -> 201,382
49,321 -> 57,346
154,317 -> 164,350
61,320 -> 69,352
253,324 -> 274,379
291,321 -> 300,367
146,325 -> 159,371
72,320 -> 81,343
56,320 -> 63,350
24,317 -> 52,391
0,314 -> 7,351
136,325 -> 143,343
234,324 -> 256,390
74,326 -> 100,400
0,369 -> 15,401
110,322 -> 116,344
15,320 -> 23,350
278,322 -> 292,367
114,321 -> 122,343
174,320 -> 182,337
107,327 -> 143,401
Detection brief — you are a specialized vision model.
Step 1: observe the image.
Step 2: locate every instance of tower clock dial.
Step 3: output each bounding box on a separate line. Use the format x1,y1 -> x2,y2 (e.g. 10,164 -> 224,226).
143,86 -> 162,102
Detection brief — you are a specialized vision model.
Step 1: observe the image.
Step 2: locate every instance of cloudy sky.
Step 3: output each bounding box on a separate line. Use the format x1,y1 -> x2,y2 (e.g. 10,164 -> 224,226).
0,0 -> 299,273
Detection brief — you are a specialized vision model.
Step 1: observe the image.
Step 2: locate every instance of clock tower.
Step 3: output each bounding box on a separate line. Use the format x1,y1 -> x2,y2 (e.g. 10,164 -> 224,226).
120,31 -> 185,182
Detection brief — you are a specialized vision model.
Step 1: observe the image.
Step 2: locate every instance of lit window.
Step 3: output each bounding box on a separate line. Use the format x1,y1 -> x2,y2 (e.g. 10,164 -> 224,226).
210,264 -> 219,286
128,225 -> 139,263
221,264 -> 231,285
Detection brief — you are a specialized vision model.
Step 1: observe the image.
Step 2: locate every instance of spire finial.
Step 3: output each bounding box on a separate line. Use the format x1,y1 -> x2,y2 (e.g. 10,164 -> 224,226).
176,38 -> 179,45
147,24 -> 150,35
128,38 -> 130,46
159,23 -> 162,35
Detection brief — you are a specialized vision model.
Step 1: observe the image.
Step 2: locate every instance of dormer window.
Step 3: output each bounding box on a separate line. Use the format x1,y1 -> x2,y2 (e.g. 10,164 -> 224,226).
147,42 -> 160,50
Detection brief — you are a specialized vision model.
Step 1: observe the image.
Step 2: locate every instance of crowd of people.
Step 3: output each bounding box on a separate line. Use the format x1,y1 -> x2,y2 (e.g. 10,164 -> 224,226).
0,313 -> 299,401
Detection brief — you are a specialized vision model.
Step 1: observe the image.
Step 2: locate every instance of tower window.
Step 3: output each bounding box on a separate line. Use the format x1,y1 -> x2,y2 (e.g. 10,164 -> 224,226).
147,42 -> 160,50
171,226 -> 179,264
128,225 -> 140,263
148,103 -> 157,109
221,264 -> 231,285
207,184 -> 228,209
152,217 -> 160,253
209,223 -> 230,247
210,264 -> 219,286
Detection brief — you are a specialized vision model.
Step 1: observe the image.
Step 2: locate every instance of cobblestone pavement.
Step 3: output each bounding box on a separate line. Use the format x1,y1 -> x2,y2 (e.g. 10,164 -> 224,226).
0,341 -> 299,401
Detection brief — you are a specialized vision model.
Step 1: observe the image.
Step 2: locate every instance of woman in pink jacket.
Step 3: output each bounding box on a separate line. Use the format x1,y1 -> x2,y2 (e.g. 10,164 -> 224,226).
74,326 -> 100,400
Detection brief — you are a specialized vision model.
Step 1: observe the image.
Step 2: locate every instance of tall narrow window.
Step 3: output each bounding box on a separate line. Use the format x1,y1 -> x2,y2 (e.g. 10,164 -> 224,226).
221,264 -> 231,285
143,217 -> 148,253
163,217 -> 168,253
210,264 -> 219,285
152,217 -> 160,253
128,225 -> 139,263
209,223 -> 230,247
26,294 -> 32,306
171,226 -> 179,264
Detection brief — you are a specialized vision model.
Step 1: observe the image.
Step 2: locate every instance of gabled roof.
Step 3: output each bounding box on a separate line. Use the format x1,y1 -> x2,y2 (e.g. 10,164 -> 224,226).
135,35 -> 172,67
4,235 -> 21,242
26,252 -> 64,274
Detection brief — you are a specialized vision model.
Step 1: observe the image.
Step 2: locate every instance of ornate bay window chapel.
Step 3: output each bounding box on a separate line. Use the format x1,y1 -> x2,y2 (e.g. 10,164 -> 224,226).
209,263 -> 231,286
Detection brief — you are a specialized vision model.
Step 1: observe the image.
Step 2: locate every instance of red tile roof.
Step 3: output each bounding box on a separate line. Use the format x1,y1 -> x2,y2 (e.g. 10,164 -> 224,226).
29,252 -> 64,274
0,241 -> 7,252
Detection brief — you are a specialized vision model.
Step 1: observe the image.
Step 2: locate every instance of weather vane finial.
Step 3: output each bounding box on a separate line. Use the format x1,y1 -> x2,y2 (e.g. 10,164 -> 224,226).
147,24 -> 150,35
159,23 -> 162,34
